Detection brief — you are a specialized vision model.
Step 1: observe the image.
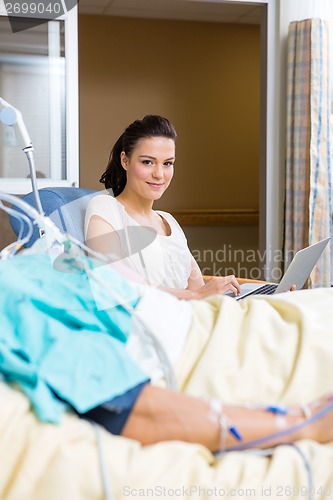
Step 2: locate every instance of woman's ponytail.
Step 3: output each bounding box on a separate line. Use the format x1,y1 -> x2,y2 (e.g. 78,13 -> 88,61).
99,133 -> 127,196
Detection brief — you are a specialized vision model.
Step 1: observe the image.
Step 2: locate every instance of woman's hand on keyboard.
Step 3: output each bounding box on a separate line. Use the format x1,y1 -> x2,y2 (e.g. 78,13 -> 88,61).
196,275 -> 241,299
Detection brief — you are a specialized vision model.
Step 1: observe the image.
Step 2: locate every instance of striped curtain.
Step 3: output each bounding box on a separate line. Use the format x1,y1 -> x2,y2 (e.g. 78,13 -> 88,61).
284,18 -> 332,288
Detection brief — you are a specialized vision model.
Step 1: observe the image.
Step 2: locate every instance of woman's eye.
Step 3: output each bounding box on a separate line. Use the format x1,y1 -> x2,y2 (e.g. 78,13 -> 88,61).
142,160 -> 153,165
164,162 -> 174,167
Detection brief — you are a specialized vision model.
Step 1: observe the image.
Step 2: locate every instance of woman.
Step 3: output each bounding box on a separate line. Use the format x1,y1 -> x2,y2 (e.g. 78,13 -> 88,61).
85,115 -> 241,299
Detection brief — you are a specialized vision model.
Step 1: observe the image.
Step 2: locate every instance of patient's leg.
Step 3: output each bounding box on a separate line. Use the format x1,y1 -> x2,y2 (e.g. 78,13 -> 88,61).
121,385 -> 333,451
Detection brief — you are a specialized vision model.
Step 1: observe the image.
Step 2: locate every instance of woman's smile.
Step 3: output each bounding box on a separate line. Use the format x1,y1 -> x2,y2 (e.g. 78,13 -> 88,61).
147,182 -> 164,189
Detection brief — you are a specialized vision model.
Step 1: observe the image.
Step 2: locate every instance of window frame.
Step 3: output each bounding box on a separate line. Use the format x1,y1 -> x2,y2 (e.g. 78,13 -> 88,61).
0,5 -> 78,194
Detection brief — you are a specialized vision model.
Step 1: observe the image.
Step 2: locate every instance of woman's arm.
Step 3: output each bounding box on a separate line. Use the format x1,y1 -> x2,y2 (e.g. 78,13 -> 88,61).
86,218 -> 241,300
85,216 -> 148,284
85,215 -> 123,258
122,385 -> 333,451
160,257 -> 241,300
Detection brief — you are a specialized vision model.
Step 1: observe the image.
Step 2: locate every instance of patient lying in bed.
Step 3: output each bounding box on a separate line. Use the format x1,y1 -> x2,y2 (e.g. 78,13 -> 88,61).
1,251 -> 333,499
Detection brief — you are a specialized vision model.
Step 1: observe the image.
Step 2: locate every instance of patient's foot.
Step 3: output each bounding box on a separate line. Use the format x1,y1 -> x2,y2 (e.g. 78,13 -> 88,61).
306,394 -> 333,443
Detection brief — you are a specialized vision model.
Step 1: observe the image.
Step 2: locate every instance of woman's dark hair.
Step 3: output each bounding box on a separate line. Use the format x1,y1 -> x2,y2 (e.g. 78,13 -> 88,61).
100,115 -> 177,196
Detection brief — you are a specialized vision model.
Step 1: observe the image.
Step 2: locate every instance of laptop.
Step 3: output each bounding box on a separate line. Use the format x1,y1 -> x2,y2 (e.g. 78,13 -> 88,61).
231,237 -> 330,301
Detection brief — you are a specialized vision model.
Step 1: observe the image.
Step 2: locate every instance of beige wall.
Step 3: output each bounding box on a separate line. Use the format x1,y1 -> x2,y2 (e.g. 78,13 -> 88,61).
0,16 -> 261,274
79,15 -> 260,211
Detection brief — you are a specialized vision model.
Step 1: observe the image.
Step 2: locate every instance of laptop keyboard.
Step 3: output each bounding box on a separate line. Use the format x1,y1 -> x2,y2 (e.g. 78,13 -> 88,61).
245,283 -> 278,296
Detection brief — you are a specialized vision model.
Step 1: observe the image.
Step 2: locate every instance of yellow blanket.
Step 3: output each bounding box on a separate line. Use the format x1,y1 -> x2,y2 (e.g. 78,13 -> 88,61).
175,288 -> 333,404
1,288 -> 333,499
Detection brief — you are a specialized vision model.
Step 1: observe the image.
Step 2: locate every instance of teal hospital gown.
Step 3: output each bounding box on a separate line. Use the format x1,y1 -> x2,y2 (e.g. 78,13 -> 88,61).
0,252 -> 148,423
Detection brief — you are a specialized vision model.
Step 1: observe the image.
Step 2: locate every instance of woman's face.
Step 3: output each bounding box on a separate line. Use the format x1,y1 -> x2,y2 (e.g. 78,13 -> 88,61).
120,136 -> 175,202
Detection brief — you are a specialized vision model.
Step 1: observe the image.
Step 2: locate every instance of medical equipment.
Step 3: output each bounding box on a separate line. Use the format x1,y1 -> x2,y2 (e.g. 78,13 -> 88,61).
214,396 -> 333,453
93,423 -> 113,500
0,97 -> 43,214
0,200 -> 33,258
212,397 -> 333,500
0,191 -> 68,259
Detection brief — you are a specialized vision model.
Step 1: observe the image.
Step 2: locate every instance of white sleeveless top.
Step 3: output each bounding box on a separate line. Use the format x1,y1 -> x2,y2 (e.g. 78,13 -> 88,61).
84,194 -> 192,289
